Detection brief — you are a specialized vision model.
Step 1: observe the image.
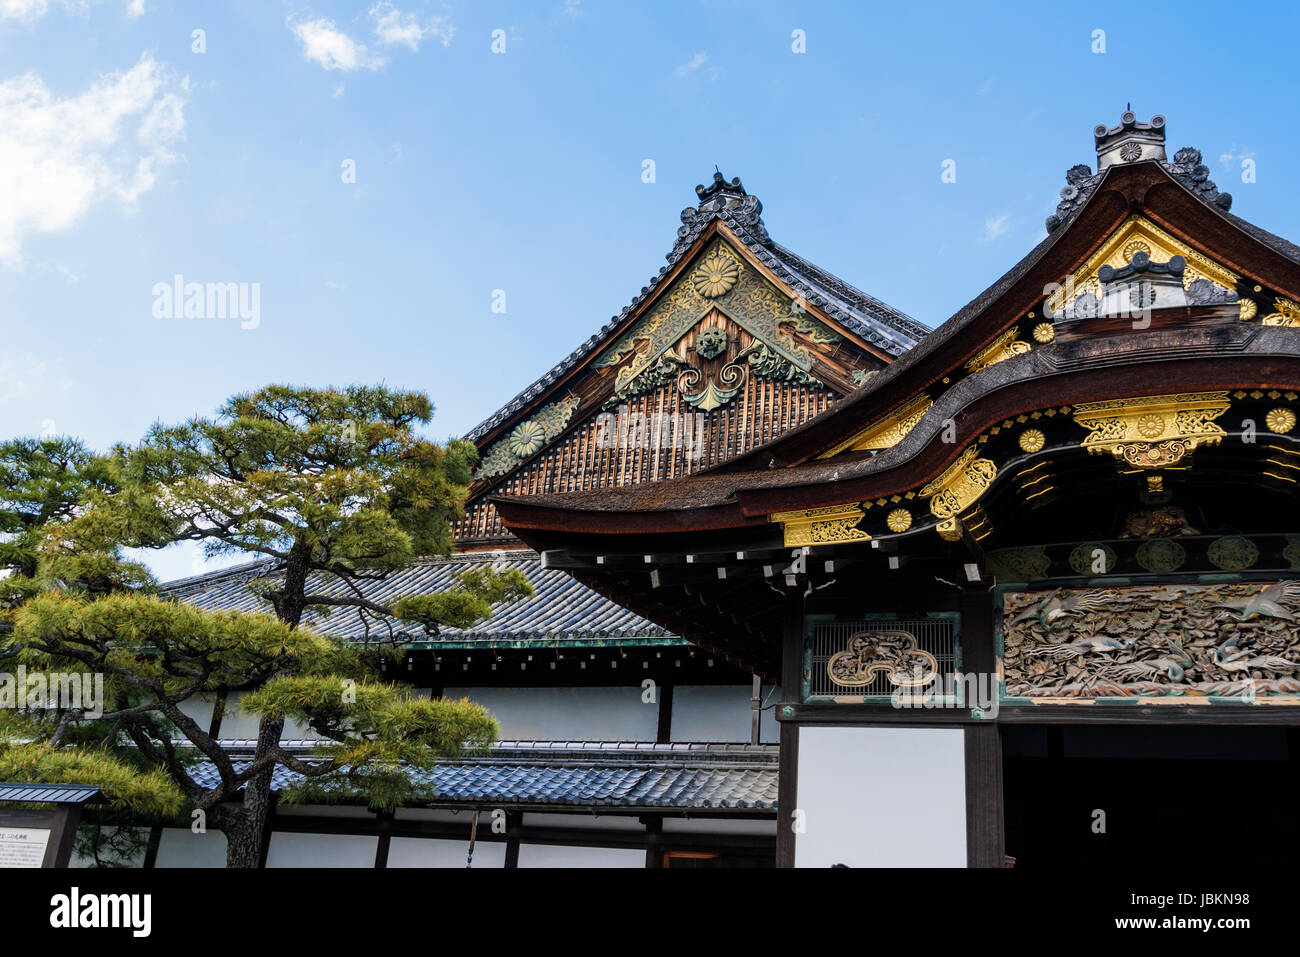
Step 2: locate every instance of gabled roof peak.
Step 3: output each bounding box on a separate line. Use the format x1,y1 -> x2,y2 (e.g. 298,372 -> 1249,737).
675,169 -> 769,258
1047,112 -> 1233,234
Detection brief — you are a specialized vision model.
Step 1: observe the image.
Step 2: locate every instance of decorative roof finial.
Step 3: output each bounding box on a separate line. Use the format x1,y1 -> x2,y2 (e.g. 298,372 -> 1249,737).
695,170 -> 749,211
1094,110 -> 1166,170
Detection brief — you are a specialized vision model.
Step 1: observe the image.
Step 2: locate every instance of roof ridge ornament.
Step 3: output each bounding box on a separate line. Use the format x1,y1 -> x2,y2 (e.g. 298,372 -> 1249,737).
1095,110 -> 1167,170
1047,111 -> 1232,234
674,169 -> 768,258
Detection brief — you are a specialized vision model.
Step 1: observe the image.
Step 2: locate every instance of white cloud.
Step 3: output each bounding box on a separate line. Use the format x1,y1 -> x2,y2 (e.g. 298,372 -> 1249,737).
676,52 -> 707,77
1,0 -> 52,20
0,53 -> 188,265
561,0 -> 582,20
978,214 -> 1011,243
289,17 -> 386,72
1218,146 -> 1255,171
0,0 -> 94,20
126,0 -> 144,17
369,2 -> 453,51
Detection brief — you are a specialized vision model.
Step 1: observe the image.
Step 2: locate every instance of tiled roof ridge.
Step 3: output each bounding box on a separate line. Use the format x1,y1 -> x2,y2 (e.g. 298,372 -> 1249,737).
162,548 -> 540,594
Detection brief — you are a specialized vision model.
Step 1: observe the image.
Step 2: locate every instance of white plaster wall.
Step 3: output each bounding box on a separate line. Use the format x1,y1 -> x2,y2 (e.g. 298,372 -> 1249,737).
442,686 -> 658,740
388,837 -> 506,867
670,684 -> 781,742
795,726 -> 967,868
265,831 -> 378,867
176,692 -> 320,740
517,843 -> 644,868
154,828 -> 228,868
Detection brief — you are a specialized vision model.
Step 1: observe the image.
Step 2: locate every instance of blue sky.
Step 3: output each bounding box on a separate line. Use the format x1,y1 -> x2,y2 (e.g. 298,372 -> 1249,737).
2,0 -> 1297,580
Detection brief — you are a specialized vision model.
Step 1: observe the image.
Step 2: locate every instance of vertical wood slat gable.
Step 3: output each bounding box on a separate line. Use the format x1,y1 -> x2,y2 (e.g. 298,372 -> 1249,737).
455,371 -> 841,545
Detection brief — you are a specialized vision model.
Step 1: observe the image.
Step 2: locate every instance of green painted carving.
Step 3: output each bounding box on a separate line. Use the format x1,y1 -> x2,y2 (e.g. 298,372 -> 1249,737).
1135,538 -> 1186,573
1286,536 -> 1300,572
475,395 -> 580,481
678,362 -> 745,412
1069,542 -> 1118,576
695,328 -> 729,360
598,237 -> 839,397
986,546 -> 1051,581
1003,581 -> 1300,699
603,352 -> 689,409
1207,536 -> 1260,571
739,341 -> 823,386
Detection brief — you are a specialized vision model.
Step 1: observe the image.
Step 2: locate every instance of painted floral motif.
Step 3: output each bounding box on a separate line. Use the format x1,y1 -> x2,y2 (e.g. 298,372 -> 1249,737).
506,421 -> 546,458
1207,536 -> 1259,572
1136,538 -> 1186,573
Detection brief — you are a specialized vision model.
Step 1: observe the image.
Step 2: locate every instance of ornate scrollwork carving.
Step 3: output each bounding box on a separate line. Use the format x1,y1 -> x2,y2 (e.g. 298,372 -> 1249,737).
827,631 -> 938,688
771,503 -> 870,547
920,447 -> 998,523
598,237 -> 838,409
1072,391 -> 1231,469
965,327 -> 1032,373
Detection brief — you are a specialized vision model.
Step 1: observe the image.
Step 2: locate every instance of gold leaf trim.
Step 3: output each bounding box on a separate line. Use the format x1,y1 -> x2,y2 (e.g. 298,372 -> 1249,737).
1072,391 -> 1231,469
818,394 -> 933,458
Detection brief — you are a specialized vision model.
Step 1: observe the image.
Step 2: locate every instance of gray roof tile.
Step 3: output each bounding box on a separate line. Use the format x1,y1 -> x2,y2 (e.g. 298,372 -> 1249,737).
164,551 -> 677,646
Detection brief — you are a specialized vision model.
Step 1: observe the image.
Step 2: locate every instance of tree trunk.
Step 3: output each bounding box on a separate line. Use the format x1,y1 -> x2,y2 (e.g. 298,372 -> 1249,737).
223,813 -> 262,869
224,712 -> 285,868
225,538 -> 307,867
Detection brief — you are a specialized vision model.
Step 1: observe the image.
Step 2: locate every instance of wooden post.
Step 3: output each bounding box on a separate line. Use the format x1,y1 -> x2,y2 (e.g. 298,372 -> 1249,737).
960,587 -> 1004,867
656,684 -> 674,744
643,816 -> 663,868
775,587 -> 804,869
503,811 -> 521,868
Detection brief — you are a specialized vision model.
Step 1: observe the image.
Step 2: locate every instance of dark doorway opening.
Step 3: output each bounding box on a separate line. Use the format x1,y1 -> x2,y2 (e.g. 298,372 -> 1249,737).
1001,724 -> 1300,867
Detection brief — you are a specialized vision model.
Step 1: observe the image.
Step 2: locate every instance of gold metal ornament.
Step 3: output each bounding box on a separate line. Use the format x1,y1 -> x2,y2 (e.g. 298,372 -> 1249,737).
965,327 -> 1032,373
819,394 -> 934,457
886,508 -> 912,532
1267,408 -> 1297,434
1047,215 -> 1238,313
772,503 -> 870,547
1018,429 -> 1046,453
827,631 -> 938,688
1239,298 -> 1258,322
1031,323 -> 1055,343
1072,391 -> 1231,469
1263,297 -> 1300,327
920,447 -> 997,539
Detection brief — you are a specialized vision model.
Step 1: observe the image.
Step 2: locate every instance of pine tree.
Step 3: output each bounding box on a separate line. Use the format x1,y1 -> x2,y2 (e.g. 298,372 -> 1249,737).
0,386 -> 532,867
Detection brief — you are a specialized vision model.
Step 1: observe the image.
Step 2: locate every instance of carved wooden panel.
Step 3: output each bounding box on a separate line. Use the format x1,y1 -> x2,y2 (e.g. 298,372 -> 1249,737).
1001,581 -> 1300,699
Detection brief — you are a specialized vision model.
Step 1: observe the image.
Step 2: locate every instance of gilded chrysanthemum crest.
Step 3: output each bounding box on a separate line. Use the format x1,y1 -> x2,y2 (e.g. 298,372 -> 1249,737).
691,252 -> 741,299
